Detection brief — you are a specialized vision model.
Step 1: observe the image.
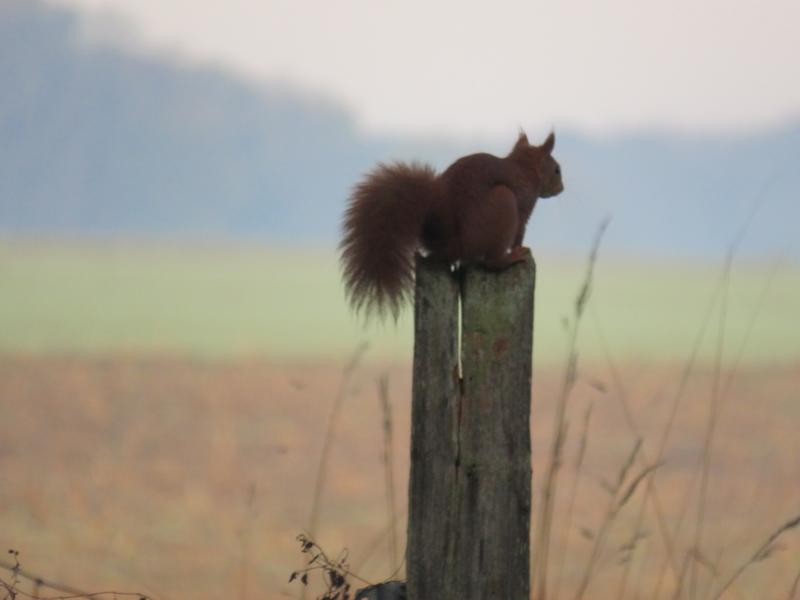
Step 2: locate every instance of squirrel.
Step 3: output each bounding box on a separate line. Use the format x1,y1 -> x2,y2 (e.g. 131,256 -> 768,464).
340,131 -> 564,318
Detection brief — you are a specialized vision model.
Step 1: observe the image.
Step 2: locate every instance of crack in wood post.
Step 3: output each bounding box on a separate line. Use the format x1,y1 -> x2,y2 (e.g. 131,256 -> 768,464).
408,251 -> 535,600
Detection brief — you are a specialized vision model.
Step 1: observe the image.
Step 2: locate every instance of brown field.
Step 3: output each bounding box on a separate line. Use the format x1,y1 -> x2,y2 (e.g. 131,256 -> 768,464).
0,355 -> 798,600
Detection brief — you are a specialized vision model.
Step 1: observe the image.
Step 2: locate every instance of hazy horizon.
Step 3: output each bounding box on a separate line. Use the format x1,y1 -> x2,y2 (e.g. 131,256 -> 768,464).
51,0 -> 800,138
3,0 -> 799,261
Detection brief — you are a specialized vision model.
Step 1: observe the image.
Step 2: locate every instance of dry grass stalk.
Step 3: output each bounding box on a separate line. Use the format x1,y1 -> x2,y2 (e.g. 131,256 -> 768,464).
684,176 -> 783,600
671,551 -> 693,600
558,189 -> 782,600
237,482 -> 258,600
688,247 -> 732,600
786,569 -> 800,600
552,402 -> 593,600
301,343 -> 368,600
349,507 -> 409,576
652,261 -> 779,600
305,341 -> 369,600
571,439 -> 662,600
377,374 -> 399,573
646,265 -> 734,600
533,218 -> 610,600
630,527 -> 654,600
710,514 -> 800,600
592,302 -> 702,585
674,248 -> 780,600
613,479 -> 653,600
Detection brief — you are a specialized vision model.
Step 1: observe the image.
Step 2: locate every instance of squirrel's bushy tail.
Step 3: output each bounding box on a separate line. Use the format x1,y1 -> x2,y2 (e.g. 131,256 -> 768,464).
340,161 -> 439,319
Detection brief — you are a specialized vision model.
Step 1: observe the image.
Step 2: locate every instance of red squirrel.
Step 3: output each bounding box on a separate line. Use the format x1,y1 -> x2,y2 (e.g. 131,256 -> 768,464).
340,131 -> 564,318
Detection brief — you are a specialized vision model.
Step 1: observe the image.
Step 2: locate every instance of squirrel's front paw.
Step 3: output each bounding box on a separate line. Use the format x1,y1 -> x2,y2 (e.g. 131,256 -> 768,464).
508,246 -> 529,264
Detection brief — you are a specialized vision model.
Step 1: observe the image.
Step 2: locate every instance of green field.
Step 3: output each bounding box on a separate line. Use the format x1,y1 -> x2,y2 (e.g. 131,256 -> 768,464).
2,240 -> 799,600
1,240 -> 798,365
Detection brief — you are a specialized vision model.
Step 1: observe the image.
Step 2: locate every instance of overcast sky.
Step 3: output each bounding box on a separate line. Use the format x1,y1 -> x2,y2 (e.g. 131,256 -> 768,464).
54,0 -> 800,138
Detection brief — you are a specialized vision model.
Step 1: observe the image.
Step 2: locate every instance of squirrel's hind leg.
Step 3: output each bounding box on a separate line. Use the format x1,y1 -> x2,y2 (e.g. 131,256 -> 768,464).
461,185 -> 521,271
481,244 -> 528,270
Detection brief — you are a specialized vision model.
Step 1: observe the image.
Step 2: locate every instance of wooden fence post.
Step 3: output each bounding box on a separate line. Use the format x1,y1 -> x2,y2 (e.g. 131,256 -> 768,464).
407,250 -> 535,600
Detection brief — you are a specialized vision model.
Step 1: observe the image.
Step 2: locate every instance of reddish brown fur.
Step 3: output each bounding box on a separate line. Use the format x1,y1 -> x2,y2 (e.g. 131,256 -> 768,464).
340,132 -> 564,319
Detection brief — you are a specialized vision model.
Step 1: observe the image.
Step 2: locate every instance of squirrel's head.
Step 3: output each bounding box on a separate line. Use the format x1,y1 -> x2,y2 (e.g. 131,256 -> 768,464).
510,131 -> 564,198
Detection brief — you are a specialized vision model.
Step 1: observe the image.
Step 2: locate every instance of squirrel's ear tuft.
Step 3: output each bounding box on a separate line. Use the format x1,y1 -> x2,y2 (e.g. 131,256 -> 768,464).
541,131 -> 556,154
513,130 -> 529,152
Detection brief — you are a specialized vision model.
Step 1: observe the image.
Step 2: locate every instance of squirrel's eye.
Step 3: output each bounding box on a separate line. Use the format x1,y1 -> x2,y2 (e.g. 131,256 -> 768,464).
555,165 -> 561,175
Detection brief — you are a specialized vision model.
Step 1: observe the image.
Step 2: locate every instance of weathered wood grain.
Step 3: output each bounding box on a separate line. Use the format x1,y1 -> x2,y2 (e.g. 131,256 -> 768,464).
407,250 -> 535,600
406,255 -> 460,600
